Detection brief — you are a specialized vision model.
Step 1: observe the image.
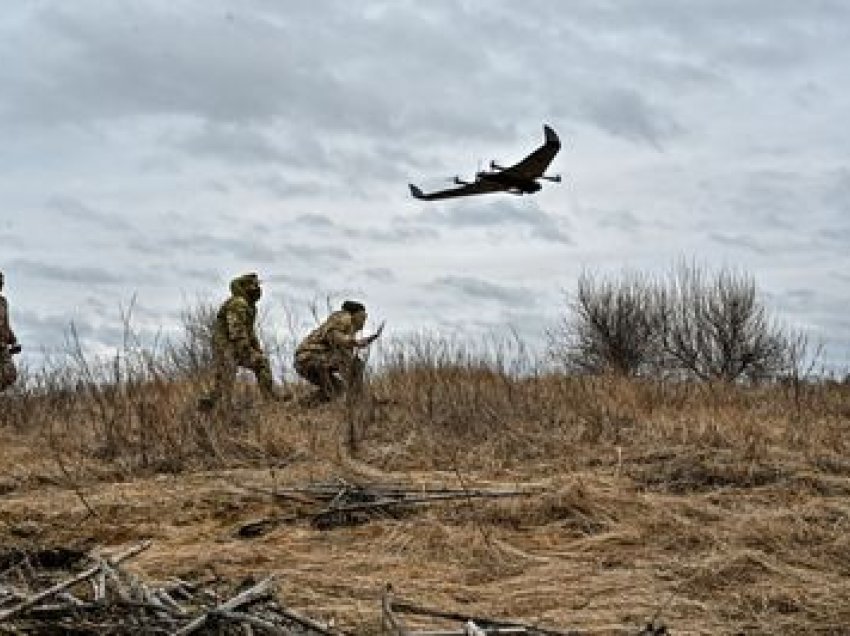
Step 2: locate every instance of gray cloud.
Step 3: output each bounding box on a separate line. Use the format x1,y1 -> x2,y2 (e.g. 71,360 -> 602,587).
710,170 -> 807,229
265,273 -> 320,290
47,195 -> 134,232
251,174 -> 328,198
127,231 -> 351,268
13,309 -> 81,351
595,209 -> 644,233
830,271 -> 850,284
13,308 -> 129,354
2,5 -> 314,126
360,267 -> 396,283
127,234 -> 279,263
817,226 -> 850,253
0,2 -> 511,139
171,267 -> 222,284
287,243 -> 350,264
0,231 -> 23,247
414,200 -> 570,243
778,288 -> 818,309
709,232 -> 768,254
431,275 -> 537,306
8,259 -> 123,285
4,0 -> 846,141
821,168 -> 850,215
580,88 -> 682,148
294,213 -> 335,229
173,123 -> 286,164
292,213 -> 440,243
357,226 -> 441,242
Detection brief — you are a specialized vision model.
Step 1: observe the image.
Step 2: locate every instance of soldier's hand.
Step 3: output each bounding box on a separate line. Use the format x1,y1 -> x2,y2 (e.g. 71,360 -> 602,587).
357,322 -> 385,348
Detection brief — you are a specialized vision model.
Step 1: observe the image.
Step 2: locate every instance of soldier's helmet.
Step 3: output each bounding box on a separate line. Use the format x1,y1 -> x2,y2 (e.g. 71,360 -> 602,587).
342,300 -> 367,330
230,273 -> 262,302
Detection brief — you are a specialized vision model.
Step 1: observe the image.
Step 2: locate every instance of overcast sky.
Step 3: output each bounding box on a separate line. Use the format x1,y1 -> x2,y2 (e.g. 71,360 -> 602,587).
2,1 -> 849,372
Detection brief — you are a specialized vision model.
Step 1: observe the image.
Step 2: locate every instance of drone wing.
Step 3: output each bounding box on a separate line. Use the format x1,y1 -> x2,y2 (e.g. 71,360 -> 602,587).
408,180 -> 505,201
498,124 -> 561,180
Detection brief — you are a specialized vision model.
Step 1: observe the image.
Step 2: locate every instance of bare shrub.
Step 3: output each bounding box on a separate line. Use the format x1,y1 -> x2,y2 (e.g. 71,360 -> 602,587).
164,302 -> 217,377
551,264 -> 807,382
548,271 -> 661,375
660,264 -> 795,382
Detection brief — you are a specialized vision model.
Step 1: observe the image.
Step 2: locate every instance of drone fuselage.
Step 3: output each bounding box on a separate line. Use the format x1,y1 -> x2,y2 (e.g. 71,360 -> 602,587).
478,171 -> 542,194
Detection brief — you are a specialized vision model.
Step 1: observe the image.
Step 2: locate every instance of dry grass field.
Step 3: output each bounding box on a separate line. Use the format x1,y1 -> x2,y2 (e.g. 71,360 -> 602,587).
1,349 -> 850,634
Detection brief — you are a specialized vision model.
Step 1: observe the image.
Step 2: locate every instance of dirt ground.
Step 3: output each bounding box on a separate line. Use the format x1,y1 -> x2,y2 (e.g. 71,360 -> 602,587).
2,387 -> 850,636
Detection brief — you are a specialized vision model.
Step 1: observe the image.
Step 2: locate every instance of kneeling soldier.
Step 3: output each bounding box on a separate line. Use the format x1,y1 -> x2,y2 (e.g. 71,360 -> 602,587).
294,300 -> 383,403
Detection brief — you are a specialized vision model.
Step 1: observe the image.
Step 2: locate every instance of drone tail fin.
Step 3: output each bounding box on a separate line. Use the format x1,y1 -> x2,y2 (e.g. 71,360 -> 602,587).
543,124 -> 560,148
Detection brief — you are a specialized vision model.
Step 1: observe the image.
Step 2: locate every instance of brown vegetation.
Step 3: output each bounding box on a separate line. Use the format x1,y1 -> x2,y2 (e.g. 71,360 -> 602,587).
1,310 -> 849,634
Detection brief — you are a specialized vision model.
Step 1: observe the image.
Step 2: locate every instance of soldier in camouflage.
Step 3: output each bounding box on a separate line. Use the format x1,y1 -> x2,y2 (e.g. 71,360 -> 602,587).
199,273 -> 278,410
0,272 -> 20,392
294,300 -> 383,403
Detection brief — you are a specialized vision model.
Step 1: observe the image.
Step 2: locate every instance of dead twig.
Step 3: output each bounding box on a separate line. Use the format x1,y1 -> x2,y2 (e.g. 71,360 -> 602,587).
172,574 -> 277,635
0,540 -> 152,622
276,603 -> 345,635
212,608 -> 288,634
382,585 -> 410,636
389,597 -> 581,636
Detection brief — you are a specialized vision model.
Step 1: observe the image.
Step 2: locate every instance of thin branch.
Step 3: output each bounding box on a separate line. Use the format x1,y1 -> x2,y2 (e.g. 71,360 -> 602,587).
0,540 -> 152,622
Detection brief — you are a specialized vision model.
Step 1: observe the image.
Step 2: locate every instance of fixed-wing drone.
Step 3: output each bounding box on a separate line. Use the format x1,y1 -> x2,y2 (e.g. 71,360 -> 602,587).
409,124 -> 562,201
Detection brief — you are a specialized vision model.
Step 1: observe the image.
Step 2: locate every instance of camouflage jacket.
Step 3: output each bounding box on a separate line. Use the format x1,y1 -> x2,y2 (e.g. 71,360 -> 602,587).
212,275 -> 262,356
0,295 -> 16,346
296,310 -> 359,361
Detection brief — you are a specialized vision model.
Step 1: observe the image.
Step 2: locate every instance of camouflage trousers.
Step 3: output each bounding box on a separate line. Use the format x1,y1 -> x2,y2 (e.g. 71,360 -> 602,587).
0,348 -> 16,392
294,352 -> 364,402
200,347 -> 275,410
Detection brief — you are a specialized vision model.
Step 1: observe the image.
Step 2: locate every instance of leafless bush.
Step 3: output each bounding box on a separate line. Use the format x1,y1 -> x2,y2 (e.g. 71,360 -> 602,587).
163,302 -> 216,377
659,264 -> 799,382
551,264 -> 808,382
548,271 -> 662,376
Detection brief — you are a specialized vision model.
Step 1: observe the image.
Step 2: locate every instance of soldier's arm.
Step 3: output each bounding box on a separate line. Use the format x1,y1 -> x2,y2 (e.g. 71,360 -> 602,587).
317,313 -> 355,350
327,312 -> 364,349
327,327 -> 358,349
329,321 -> 384,349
